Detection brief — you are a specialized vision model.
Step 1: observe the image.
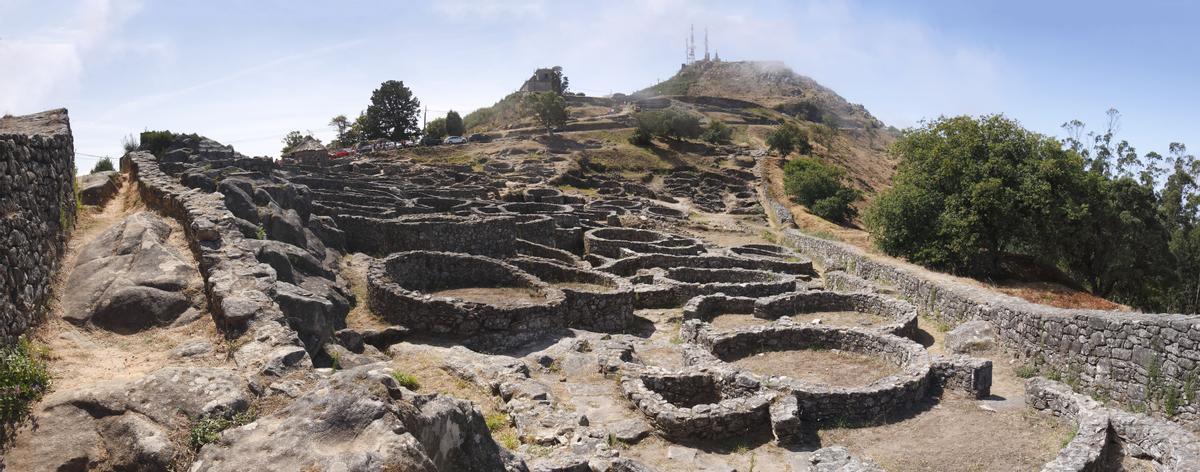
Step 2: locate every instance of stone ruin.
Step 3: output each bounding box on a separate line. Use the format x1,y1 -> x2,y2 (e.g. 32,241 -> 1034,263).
2,111 -> 1199,471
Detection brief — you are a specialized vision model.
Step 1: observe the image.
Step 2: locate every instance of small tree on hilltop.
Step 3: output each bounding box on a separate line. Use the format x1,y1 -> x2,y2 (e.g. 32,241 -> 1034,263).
767,122 -> 811,156
363,80 -> 421,141
329,115 -> 350,146
702,120 -> 732,144
783,156 -> 861,223
424,117 -> 448,140
445,111 -> 465,137
281,130 -> 314,154
90,157 -> 115,174
633,108 -> 702,141
550,66 -> 569,95
523,92 -> 567,135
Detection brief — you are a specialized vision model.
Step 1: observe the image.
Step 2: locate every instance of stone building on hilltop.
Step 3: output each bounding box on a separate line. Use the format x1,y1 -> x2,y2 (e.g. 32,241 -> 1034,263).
283,137 -> 329,166
519,68 -> 557,92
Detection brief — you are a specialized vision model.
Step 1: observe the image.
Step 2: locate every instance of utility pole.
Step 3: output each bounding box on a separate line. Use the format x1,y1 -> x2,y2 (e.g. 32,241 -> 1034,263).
423,106 -> 427,129
704,27 -> 710,62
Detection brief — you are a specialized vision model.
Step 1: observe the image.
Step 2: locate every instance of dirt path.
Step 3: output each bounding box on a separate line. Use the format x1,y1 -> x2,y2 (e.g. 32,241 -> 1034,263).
33,179 -> 230,394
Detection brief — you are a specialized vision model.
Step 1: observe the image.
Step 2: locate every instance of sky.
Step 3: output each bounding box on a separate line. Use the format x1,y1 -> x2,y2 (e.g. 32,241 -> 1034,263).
1,0 -> 1197,171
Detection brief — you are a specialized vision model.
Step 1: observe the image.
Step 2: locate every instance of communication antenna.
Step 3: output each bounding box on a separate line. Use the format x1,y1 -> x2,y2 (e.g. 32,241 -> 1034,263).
704,27 -> 710,62
686,24 -> 696,64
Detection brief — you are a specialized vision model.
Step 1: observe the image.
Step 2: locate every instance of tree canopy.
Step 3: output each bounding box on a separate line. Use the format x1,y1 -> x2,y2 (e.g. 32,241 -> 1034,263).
281,130 -> 315,155
766,122 -> 812,156
424,117 -> 448,140
633,108 -> 702,141
523,92 -> 567,134
783,157 -> 860,223
363,80 -> 421,141
445,111 -> 465,137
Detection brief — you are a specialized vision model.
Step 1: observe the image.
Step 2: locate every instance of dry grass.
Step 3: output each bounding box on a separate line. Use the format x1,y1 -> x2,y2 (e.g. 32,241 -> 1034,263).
731,349 -> 900,387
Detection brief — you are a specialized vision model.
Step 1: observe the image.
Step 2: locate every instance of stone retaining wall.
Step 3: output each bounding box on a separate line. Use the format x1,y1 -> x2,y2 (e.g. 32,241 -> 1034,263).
779,228 -> 1200,425
0,109 -> 76,344
754,291 -> 918,339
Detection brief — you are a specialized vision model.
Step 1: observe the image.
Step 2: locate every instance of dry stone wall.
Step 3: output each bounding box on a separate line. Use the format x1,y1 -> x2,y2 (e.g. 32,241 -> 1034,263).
782,227 -> 1200,425
0,109 -> 76,344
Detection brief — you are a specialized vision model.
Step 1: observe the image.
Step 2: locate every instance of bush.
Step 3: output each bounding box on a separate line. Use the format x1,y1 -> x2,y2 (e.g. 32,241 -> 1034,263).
628,125 -> 653,146
633,108 -> 702,140
701,120 -> 732,144
783,157 -> 860,223
1,339 -> 51,443
121,134 -> 138,153
189,409 -> 256,450
767,122 -> 812,156
89,157 -> 115,174
391,371 -> 420,390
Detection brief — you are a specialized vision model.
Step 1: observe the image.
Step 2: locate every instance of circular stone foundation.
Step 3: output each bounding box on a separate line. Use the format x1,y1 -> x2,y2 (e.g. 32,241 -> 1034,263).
691,325 -> 932,423
507,257 -> 633,332
754,291 -> 918,338
620,368 -> 774,440
584,227 -> 705,258
367,251 -> 565,336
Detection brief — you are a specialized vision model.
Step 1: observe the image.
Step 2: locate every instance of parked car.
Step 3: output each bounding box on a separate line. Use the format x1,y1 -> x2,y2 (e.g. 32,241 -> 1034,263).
444,136 -> 467,145
420,135 -> 442,146
355,142 -> 373,153
331,149 -> 351,158
467,133 -> 490,143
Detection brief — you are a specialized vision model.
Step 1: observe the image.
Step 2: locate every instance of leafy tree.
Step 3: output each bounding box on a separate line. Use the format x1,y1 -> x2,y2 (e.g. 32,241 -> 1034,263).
329,115 -> 350,146
783,157 -> 861,223
90,157 -> 115,174
445,110 -> 465,137
766,123 -> 812,156
865,114 -> 1076,276
281,130 -> 313,154
523,92 -> 567,135
701,120 -> 733,145
629,125 -> 653,146
549,66 -> 569,95
633,108 -> 702,140
362,80 -> 421,141
424,117 -> 448,140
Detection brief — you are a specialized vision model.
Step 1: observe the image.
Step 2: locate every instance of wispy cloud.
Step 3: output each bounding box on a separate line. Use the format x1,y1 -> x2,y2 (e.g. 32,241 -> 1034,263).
432,0 -> 546,19
0,0 -> 146,113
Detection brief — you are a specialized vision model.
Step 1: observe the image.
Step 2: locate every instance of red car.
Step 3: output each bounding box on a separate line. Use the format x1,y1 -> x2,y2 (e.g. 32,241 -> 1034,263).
331,149 -> 351,158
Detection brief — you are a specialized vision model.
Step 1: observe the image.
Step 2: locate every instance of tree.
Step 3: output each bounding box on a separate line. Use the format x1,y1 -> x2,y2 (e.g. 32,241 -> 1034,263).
783,157 -> 861,223
424,117 -> 448,140
766,123 -> 811,156
329,115 -> 350,146
90,157 -> 115,174
629,125 -> 653,146
523,92 -> 567,135
445,111 -> 465,137
549,66 -> 569,95
362,80 -> 421,141
633,108 -> 702,140
865,114 -> 1077,276
701,120 -> 733,145
281,130 -> 313,154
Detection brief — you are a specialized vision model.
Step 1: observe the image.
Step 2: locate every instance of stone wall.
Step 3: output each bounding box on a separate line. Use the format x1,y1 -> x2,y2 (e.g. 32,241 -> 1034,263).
0,109 -> 76,344
780,227 -> 1200,425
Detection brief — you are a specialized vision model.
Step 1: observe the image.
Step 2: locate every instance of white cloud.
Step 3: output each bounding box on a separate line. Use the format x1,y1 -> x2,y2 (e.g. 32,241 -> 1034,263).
0,0 -> 145,114
433,0 -> 546,19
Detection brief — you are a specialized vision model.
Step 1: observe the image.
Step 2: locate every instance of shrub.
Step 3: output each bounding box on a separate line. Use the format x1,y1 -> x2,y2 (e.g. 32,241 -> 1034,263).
121,133 -> 138,153
391,372 -> 420,390
633,108 -> 702,140
628,125 -> 653,146
1014,363 -> 1038,379
0,339 -> 51,443
783,157 -> 860,223
138,130 -> 176,157
766,122 -> 811,156
484,412 -> 510,432
701,120 -> 732,144
189,409 -> 256,450
89,157 -> 115,174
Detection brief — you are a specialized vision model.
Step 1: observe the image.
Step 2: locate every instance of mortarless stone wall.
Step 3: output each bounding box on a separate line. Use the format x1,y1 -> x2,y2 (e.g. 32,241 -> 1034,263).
0,109 -> 76,344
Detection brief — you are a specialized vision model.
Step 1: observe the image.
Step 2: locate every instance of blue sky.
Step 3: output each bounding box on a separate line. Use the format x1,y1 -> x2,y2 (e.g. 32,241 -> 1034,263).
1,0 -> 1196,169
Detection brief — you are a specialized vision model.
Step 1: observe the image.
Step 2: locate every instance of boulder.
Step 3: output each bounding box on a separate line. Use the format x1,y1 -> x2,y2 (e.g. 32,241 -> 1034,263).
190,364 -> 526,472
945,320 -> 997,354
77,171 -> 121,206
61,212 -> 199,332
4,367 -> 250,472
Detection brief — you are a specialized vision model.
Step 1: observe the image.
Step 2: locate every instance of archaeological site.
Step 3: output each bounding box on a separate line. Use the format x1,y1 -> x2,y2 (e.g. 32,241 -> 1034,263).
3,7 -> 1200,472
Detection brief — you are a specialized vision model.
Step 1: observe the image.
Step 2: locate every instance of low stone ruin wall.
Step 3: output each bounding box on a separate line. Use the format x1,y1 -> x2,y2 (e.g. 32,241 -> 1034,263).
781,228 -> 1200,425
336,213 -> 519,258
508,256 -> 632,332
620,368 -> 774,440
754,290 -> 918,338
634,268 -> 798,309
0,109 -> 76,343
1027,377 -> 1200,471
367,251 -> 567,345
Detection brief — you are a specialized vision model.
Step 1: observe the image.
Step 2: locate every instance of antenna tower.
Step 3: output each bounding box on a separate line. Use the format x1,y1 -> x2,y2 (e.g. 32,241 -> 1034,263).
686,24 -> 696,64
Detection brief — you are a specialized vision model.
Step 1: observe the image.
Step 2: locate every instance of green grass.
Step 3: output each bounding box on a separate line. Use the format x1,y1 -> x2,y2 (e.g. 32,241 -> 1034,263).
391,372 -> 420,391
189,409 -> 256,450
0,339 -> 51,444
485,412 -> 510,432
1061,426 -> 1078,448
255,225 -> 266,240
1015,363 -> 1038,379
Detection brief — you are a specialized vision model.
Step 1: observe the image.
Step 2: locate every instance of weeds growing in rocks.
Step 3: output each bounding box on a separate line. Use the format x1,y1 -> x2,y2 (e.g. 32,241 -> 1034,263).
391,372 -> 420,390
189,409 -> 256,450
0,339 -> 51,445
